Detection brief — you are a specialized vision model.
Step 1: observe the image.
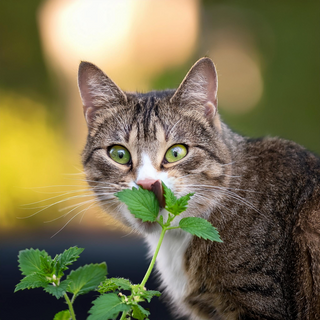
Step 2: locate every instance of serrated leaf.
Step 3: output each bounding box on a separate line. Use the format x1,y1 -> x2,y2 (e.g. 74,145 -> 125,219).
67,263 -> 107,296
166,193 -> 194,216
139,290 -> 161,303
18,248 -> 49,276
15,273 -> 49,292
44,280 -> 70,299
179,217 -> 222,242
40,254 -> 54,275
115,187 -> 159,222
162,182 -> 194,216
54,247 -> 84,278
132,304 -> 150,320
162,182 -> 177,207
98,278 -> 131,294
87,293 -> 131,320
53,310 -> 71,320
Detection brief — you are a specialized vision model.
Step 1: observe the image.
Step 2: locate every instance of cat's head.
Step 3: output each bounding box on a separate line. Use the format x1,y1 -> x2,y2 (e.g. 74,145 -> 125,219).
78,58 -> 232,234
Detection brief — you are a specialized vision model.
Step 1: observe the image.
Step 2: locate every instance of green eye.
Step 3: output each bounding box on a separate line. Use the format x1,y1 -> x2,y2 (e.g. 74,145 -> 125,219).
108,145 -> 131,164
165,144 -> 187,163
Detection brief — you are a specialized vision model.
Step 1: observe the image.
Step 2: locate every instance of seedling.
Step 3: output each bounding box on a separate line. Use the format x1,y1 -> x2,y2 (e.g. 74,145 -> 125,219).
15,182 -> 222,319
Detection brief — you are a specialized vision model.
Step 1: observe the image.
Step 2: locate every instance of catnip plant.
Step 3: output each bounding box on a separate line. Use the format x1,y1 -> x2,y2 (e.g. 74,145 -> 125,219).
15,182 -> 222,320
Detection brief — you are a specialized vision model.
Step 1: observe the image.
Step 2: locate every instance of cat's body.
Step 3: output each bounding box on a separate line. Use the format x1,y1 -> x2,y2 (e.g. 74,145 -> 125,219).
78,58 -> 320,319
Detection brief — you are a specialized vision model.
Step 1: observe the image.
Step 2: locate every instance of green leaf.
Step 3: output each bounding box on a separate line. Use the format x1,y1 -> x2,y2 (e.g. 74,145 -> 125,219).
53,310 -> 71,320
98,278 -> 132,294
179,217 -> 223,242
115,187 -> 159,222
87,293 -> 131,320
67,263 -> 107,296
162,182 -> 177,207
15,273 -> 49,292
131,304 -> 150,320
40,254 -> 54,275
139,289 -> 161,303
167,193 -> 194,216
53,246 -> 84,278
162,182 -> 194,216
44,280 -> 70,299
18,248 -> 49,276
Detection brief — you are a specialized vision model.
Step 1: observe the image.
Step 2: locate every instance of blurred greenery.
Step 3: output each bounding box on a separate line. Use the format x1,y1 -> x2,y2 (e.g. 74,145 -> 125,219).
152,1 -> 320,154
0,0 -> 319,231
0,0 -> 52,102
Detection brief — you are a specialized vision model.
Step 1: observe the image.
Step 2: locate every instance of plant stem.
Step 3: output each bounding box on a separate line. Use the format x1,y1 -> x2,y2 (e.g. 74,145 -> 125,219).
120,311 -> 127,320
140,226 -> 167,288
64,293 -> 76,320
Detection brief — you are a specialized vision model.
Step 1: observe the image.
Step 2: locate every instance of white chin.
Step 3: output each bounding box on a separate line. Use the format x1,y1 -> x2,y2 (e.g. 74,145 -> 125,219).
133,220 -> 162,235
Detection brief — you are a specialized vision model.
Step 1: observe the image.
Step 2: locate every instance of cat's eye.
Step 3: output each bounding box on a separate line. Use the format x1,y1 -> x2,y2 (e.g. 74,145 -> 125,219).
108,145 -> 131,165
165,144 -> 187,163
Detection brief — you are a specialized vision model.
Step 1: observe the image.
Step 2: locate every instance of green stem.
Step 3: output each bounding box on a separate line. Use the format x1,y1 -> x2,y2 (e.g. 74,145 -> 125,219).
120,311 -> 127,320
166,226 -> 180,230
64,293 -> 76,320
71,293 -> 76,304
140,226 -> 167,288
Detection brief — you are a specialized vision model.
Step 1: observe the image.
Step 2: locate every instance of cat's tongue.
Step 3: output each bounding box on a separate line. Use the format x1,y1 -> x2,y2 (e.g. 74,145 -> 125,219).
137,179 -> 166,208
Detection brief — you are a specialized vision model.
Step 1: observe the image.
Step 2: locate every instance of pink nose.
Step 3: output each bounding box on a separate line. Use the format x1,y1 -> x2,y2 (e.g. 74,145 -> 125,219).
136,179 -> 165,208
136,178 -> 160,191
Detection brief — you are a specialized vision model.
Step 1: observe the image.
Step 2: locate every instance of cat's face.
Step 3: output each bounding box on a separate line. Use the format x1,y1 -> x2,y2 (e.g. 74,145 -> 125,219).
78,58 -> 232,234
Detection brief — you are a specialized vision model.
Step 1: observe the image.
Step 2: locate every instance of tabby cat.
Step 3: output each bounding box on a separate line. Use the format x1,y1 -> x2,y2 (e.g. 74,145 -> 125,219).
78,57 -> 320,320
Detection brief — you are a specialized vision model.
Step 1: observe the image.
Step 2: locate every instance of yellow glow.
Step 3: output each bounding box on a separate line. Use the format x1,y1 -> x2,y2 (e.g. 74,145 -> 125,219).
38,0 -> 199,90
0,92 -> 104,230
210,40 -> 263,114
39,0 -> 134,78
210,28 -> 263,114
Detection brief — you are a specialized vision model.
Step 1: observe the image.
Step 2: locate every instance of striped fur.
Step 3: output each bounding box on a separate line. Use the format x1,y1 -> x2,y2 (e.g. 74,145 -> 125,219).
78,58 -> 320,320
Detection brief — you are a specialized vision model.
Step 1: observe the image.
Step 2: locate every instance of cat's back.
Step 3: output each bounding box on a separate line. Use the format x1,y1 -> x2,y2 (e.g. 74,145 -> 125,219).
184,136 -> 320,320
241,136 -> 320,200
241,136 -> 320,318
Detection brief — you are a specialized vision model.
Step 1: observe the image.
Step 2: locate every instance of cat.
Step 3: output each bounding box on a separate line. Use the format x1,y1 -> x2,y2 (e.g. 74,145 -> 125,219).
77,57 -> 320,320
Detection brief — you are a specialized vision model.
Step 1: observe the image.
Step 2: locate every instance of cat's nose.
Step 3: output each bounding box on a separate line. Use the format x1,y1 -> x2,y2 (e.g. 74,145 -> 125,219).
136,178 -> 159,191
136,179 -> 165,208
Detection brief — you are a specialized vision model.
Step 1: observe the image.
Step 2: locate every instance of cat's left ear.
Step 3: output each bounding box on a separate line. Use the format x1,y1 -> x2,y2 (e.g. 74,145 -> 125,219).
170,57 -> 220,129
78,61 -> 127,125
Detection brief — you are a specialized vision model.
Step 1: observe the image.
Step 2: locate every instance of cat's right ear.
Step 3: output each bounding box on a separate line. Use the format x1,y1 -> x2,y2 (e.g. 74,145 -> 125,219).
78,61 -> 127,125
170,57 -> 220,130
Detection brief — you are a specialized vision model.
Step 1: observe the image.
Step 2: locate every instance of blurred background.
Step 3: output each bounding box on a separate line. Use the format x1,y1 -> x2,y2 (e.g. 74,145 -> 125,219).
0,0 -> 319,319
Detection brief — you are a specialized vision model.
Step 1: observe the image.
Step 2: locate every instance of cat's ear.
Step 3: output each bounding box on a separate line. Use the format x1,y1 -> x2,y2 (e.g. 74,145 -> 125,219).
78,61 -> 127,124
170,57 -> 219,128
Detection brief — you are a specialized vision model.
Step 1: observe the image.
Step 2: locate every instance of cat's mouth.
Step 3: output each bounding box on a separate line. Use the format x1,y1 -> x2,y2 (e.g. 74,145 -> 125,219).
137,179 -> 166,208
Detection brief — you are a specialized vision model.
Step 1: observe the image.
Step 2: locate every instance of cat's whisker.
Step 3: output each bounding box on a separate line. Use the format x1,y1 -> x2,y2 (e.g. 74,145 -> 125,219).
21,190 -> 96,207
220,161 -> 236,166
181,183 -> 261,194
62,168 -> 86,176
177,184 -> 261,214
219,174 -> 242,178
28,187 -> 94,195
76,178 -> 122,187
57,197 -> 98,212
26,184 -> 88,189
17,194 -> 100,219
168,119 -> 182,136
44,199 -> 96,223
50,202 -> 97,238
